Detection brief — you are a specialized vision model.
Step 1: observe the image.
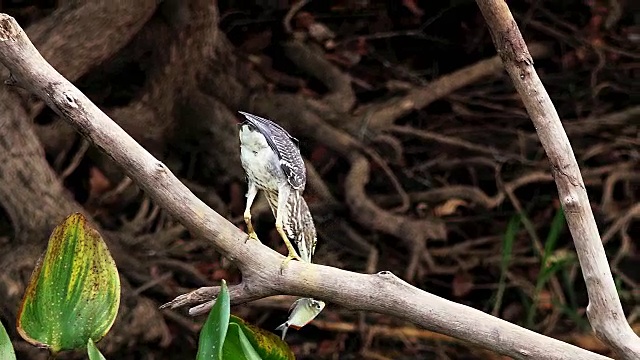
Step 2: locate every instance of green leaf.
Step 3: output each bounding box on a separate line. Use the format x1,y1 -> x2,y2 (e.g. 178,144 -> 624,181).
197,280 -> 231,360
541,207 -> 566,269
222,323 -> 262,360
0,321 -> 16,360
492,214 -> 520,315
17,213 -> 121,353
196,280 -> 293,360
87,338 -> 106,360
229,316 -> 294,360
527,207 -> 568,327
236,324 -> 263,360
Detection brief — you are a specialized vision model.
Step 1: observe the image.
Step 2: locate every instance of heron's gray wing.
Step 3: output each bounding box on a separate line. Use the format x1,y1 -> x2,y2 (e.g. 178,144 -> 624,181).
238,111 -> 306,189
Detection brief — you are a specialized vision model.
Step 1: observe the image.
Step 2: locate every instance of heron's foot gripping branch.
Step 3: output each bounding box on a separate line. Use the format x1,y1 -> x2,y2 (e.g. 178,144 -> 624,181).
245,230 -> 261,243
280,251 -> 302,275
244,217 -> 261,243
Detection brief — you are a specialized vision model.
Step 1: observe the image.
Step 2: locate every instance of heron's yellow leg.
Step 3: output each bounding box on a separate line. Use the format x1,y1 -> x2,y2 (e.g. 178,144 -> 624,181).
243,215 -> 260,243
244,183 -> 260,243
277,226 -> 302,273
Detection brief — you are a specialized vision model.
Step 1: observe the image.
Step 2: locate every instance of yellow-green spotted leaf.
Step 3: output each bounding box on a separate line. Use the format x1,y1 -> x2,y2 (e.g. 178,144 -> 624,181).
0,321 -> 16,360
87,338 -> 106,360
197,280 -> 230,360
17,213 -> 120,353
222,323 -> 262,360
228,316 -> 294,360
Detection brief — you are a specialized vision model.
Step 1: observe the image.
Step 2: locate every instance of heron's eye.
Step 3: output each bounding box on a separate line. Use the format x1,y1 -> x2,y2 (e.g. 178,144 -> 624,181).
239,122 -> 255,132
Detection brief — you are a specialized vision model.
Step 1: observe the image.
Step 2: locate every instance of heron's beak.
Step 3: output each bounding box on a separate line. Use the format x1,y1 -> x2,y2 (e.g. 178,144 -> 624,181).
275,297 -> 326,340
238,111 -> 263,123
238,111 -> 266,134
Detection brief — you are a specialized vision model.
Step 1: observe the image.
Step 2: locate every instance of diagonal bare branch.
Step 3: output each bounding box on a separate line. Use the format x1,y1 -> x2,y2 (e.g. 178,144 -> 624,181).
475,1 -> 640,358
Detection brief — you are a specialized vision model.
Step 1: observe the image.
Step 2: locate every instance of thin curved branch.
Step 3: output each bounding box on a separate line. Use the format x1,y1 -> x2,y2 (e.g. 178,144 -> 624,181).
601,171 -> 640,221
344,155 -> 446,280
0,14 -> 611,360
600,203 -> 640,245
349,42 -> 552,136
373,162 -> 634,211
390,125 -> 528,163
283,0 -> 311,34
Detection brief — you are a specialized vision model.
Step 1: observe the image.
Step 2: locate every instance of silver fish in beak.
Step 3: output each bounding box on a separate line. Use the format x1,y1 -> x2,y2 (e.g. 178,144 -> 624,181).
275,297 -> 325,339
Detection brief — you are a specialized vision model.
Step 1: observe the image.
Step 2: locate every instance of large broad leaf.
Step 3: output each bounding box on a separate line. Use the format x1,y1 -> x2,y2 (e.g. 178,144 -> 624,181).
17,213 -> 120,353
0,321 -> 16,360
197,279 -> 231,360
228,316 -> 294,360
87,338 -> 106,360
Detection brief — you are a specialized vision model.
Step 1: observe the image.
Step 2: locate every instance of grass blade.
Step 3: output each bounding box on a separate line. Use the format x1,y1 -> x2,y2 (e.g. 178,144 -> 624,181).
492,214 -> 520,316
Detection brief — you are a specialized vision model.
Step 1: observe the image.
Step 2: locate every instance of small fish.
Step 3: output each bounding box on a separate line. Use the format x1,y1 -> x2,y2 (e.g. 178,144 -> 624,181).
276,297 -> 326,340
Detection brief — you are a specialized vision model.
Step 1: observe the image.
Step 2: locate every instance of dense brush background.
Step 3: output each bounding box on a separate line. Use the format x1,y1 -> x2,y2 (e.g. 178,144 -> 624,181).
0,0 -> 638,358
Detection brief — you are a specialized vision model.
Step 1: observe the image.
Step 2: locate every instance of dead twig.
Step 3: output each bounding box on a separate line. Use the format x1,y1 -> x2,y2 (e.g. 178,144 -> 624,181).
349,43 -> 552,136
59,139 -> 90,179
283,0 -> 311,34
601,171 -> 640,220
345,155 -> 446,280
390,125 -> 528,163
600,203 -> 640,245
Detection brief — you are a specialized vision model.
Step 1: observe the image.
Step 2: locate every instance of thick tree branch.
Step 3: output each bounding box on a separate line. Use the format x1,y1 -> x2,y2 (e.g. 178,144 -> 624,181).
283,39 -> 355,112
0,0 -> 157,241
0,14 -> 612,360
24,0 -> 157,123
27,0 -> 156,83
475,1 -> 640,359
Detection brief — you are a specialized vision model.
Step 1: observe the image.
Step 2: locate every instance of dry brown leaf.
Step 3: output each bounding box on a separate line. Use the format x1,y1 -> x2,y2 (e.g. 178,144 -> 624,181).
434,199 -> 469,217
537,290 -> 553,310
88,166 -> 111,196
452,272 -> 474,298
